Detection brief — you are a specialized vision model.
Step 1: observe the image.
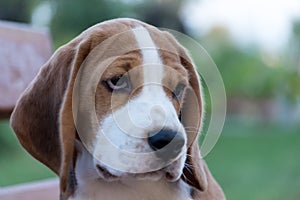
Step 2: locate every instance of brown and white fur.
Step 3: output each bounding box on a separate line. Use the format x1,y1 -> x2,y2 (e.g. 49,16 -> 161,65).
10,18 -> 225,200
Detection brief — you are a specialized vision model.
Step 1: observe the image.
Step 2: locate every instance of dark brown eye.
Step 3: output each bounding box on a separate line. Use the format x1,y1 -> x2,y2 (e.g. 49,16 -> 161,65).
172,83 -> 186,100
104,75 -> 131,92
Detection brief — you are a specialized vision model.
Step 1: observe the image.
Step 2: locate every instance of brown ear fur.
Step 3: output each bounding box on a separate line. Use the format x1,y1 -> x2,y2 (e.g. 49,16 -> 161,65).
10,40 -> 83,199
179,53 -> 208,191
179,49 -> 225,199
10,43 -> 76,174
10,31 -> 106,198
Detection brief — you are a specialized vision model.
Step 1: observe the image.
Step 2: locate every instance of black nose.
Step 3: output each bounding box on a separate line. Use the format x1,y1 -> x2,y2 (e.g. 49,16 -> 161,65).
148,129 -> 185,160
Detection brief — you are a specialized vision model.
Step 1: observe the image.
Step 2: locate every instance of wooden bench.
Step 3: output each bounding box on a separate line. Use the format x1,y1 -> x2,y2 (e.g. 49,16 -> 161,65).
0,20 -> 52,118
0,179 -> 59,200
0,20 -> 58,199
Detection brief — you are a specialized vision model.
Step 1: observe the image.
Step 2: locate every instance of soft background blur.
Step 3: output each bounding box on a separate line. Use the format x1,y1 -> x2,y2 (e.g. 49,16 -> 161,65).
0,0 -> 300,199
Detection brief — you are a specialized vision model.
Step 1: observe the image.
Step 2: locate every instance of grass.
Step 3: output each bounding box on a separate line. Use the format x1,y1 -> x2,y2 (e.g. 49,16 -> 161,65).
1,118 -> 300,200
205,119 -> 300,200
0,120 -> 56,186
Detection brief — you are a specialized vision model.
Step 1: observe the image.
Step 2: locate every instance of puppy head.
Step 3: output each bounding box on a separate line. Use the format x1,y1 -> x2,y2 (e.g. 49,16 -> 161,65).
10,18 -> 207,198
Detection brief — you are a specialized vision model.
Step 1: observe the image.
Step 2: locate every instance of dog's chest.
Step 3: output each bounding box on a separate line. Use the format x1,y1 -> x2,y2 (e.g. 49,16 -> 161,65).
69,179 -> 192,200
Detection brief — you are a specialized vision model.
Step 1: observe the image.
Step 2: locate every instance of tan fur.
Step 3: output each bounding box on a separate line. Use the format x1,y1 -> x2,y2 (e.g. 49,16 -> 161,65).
10,18 -> 225,200
95,50 -> 143,119
160,50 -> 189,114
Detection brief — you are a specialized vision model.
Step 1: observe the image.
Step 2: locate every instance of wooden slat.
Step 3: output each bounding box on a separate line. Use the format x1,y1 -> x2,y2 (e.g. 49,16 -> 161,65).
0,20 -> 52,118
0,179 -> 59,200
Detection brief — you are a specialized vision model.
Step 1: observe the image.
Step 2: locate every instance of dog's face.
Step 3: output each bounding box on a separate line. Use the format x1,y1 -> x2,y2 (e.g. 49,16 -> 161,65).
74,26 -> 193,182
11,19 -> 218,199
91,27 -> 189,181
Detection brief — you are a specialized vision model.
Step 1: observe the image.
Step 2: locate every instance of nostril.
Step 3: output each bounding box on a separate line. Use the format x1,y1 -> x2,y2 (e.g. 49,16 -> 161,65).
148,129 -> 185,160
148,130 -> 175,150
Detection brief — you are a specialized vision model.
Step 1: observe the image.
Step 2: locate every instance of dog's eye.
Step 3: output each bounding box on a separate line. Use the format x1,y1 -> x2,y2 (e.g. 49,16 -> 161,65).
172,83 -> 186,100
104,75 -> 131,92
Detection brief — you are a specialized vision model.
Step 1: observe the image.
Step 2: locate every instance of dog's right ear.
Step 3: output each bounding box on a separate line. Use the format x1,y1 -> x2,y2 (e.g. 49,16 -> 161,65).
10,34 -> 102,199
10,26 -> 116,197
10,24 -> 113,200
10,43 -> 77,175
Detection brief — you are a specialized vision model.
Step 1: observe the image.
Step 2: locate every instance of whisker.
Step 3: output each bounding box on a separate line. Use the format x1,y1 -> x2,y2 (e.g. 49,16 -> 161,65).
184,163 -> 193,168
181,169 -> 193,185
186,153 -> 192,158
184,164 -> 194,175
181,172 -> 188,181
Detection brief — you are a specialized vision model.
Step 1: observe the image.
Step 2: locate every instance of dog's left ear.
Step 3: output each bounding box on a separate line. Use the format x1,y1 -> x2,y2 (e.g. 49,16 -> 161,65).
179,48 -> 225,199
178,50 -> 208,191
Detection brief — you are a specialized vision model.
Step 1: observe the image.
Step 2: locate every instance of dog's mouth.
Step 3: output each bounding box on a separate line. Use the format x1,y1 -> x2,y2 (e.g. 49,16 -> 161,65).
96,164 -> 120,180
95,157 -> 183,182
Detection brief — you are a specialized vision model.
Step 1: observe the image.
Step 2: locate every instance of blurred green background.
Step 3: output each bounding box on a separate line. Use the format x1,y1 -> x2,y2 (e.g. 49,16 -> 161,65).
1,0 -> 300,199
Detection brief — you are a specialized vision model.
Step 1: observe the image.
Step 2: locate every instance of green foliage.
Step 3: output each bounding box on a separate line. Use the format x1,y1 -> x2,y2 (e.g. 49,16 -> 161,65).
281,70 -> 300,104
0,0 -> 40,23
199,27 -> 300,100
50,0 -> 132,47
132,0 -> 186,33
49,0 -> 187,48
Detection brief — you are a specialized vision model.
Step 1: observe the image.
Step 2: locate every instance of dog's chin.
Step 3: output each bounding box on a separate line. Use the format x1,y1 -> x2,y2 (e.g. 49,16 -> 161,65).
95,157 -> 184,183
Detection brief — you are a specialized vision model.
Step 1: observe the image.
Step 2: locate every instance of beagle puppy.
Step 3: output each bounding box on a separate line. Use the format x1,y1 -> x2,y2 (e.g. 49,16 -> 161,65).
10,18 -> 225,200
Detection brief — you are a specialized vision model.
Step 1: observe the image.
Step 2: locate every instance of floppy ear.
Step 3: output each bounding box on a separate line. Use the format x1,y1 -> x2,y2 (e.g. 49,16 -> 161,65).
10,41 -> 79,194
10,31 -> 96,199
180,50 -> 225,199
179,52 -> 208,191
10,43 -> 77,174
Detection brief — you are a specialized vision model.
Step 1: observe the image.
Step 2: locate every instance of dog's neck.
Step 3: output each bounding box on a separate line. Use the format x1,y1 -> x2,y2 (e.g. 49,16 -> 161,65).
69,147 -> 192,200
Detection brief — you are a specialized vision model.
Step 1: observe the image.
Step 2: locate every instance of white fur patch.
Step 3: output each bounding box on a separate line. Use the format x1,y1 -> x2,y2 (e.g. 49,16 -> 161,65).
132,26 -> 163,84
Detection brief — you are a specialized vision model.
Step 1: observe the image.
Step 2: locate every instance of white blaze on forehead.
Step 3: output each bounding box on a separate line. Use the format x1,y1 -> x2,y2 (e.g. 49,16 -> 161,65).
92,26 -> 187,174
132,26 -> 163,84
